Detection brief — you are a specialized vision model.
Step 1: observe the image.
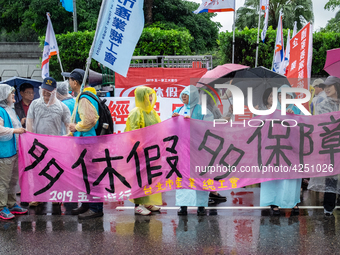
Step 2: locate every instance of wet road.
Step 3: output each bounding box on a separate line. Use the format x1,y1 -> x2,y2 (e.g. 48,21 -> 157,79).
1,188 -> 340,255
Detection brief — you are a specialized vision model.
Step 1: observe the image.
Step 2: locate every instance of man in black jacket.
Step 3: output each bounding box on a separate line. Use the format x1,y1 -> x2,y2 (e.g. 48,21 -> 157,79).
14,83 -> 34,128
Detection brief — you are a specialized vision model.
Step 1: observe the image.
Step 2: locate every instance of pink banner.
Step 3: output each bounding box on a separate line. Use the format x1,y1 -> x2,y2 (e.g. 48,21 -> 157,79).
19,111 -> 340,202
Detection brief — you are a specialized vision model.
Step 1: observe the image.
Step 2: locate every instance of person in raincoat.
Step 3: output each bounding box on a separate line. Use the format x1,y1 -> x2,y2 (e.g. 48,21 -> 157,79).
308,76 -> 340,216
26,77 -> 71,207
172,85 -> 214,216
69,87 -> 104,219
260,84 -> 301,215
56,80 -> 75,115
125,86 -> 162,215
0,84 -> 27,219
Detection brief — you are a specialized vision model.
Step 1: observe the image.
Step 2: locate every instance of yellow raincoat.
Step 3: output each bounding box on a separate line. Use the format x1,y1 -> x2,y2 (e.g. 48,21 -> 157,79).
125,86 -> 162,205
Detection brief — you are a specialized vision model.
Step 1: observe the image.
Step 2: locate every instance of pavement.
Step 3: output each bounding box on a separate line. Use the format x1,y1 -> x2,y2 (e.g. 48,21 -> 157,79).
1,187 -> 340,255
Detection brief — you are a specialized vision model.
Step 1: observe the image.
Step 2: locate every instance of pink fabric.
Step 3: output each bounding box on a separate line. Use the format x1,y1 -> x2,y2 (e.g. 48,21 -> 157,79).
324,48 -> 340,78
18,112 -> 340,202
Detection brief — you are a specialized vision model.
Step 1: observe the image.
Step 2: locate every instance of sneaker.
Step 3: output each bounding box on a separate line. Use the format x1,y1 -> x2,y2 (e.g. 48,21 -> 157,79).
29,201 -> 42,207
0,207 -> 15,220
144,205 -> 160,212
72,204 -> 90,215
134,205 -> 151,215
9,204 -> 28,215
324,209 -> 333,216
78,209 -> 103,219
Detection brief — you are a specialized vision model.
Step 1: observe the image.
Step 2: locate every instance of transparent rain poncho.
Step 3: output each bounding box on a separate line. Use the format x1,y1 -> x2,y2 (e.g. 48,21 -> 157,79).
308,95 -> 340,194
125,86 -> 161,131
0,84 -> 22,143
125,86 -> 162,205
26,88 -> 71,136
56,80 -> 73,101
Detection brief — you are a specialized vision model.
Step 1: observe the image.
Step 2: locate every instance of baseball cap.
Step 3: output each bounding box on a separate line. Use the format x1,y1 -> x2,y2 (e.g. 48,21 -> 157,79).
61,68 -> 85,84
41,77 -> 57,92
311,78 -> 324,88
320,76 -> 340,87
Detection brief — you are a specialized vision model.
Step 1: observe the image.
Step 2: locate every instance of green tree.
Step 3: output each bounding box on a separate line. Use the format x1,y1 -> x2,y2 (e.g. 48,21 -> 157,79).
325,0 -> 340,10
235,0 -> 314,31
321,11 -> 340,33
151,0 -> 221,53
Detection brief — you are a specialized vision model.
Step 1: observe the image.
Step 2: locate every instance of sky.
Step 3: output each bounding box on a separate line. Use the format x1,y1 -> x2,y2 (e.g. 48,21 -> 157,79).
187,0 -> 338,32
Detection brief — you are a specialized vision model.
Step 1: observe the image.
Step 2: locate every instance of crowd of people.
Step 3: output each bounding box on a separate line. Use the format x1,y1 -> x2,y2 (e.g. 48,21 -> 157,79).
0,69 -> 339,221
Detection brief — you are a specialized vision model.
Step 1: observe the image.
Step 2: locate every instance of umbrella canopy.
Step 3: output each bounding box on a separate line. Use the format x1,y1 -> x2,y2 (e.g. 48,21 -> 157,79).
324,48 -> 340,79
231,66 -> 291,108
197,63 -> 249,87
0,77 -> 42,101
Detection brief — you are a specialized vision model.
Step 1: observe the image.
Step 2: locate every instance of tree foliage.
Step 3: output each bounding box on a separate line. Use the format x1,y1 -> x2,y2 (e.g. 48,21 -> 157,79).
148,0 -> 221,53
325,0 -> 340,10
235,0 -> 314,31
219,28 -> 340,76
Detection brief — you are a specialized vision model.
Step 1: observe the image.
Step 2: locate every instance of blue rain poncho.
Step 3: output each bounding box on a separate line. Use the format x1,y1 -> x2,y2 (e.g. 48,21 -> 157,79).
173,85 -> 214,121
174,85 -> 210,207
260,84 -> 302,208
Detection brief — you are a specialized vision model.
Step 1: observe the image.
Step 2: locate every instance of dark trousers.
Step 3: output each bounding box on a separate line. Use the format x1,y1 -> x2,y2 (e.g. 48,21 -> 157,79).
89,203 -> 103,213
323,177 -> 338,212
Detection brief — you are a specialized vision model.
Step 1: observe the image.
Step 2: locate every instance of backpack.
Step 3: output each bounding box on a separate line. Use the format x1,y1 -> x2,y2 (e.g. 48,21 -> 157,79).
79,92 -> 114,135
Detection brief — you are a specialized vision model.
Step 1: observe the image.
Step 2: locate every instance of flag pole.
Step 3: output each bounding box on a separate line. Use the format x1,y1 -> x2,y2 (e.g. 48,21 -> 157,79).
73,0 -> 77,32
79,0 -> 107,94
232,8 -> 236,64
255,0 -> 261,67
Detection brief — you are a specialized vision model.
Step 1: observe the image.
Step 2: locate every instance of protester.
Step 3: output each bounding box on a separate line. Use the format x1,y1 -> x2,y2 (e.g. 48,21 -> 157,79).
26,77 -> 71,207
260,84 -> 301,215
125,86 -> 162,215
56,80 -> 75,115
310,78 -> 326,115
308,76 -> 340,216
172,85 -> 213,216
14,83 -> 34,128
62,68 -> 85,97
0,84 -> 27,219
260,87 -> 274,110
69,86 -> 103,219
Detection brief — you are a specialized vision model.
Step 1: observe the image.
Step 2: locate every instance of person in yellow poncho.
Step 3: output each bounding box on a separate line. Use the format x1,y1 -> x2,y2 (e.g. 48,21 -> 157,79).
125,86 -> 162,215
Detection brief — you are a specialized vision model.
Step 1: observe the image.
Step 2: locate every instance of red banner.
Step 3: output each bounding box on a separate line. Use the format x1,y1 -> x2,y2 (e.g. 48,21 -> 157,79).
115,68 -> 207,98
286,22 -> 313,106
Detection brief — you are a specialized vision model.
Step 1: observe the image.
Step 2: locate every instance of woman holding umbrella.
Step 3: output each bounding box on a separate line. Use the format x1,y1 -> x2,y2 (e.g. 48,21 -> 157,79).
260,84 -> 301,215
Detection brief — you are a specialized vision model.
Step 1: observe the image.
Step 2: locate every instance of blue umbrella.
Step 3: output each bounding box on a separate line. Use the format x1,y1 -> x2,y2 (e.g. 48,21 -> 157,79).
0,76 -> 42,101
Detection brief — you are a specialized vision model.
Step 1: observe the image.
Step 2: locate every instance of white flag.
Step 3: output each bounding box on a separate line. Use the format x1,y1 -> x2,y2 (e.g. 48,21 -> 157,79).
272,12 -> 284,73
293,21 -> 297,37
261,6 -> 269,42
193,0 -> 235,14
279,29 -> 290,75
41,13 -> 59,79
260,0 -> 269,10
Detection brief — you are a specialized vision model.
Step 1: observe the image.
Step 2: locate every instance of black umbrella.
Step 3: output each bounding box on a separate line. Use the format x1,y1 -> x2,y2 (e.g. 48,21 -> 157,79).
0,77 -> 42,101
230,66 -> 291,108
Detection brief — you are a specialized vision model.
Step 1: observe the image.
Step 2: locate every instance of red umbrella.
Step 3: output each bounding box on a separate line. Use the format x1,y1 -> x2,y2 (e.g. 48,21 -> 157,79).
324,48 -> 340,78
197,63 -> 249,87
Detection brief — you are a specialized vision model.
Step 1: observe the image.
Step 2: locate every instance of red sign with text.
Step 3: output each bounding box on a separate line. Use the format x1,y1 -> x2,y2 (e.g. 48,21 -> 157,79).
286,22 -> 312,107
115,68 -> 207,98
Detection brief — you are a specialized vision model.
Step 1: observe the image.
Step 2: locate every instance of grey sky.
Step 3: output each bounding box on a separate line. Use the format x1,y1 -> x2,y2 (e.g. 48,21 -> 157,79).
187,0 -> 338,32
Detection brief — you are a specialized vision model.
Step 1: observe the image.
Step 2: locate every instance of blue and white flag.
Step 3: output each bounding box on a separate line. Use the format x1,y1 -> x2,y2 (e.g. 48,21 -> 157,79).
272,12 -> 284,73
261,5 -> 269,42
193,0 -> 235,14
278,29 -> 290,75
92,0 -> 144,77
60,0 -> 73,12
